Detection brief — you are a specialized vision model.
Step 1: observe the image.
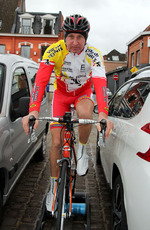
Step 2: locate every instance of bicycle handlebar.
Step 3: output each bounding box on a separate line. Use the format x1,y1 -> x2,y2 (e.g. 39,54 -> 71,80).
27,114 -> 107,144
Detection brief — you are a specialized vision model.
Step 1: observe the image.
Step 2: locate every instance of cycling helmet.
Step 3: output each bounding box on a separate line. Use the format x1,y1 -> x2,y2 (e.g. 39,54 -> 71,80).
62,14 -> 90,41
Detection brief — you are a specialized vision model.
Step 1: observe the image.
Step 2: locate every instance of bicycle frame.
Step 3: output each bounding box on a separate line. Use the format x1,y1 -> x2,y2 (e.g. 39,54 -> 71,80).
52,112 -> 77,219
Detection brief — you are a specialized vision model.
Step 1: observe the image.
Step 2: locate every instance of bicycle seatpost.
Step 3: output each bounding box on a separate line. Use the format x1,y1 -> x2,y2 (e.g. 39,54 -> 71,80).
100,119 -> 107,144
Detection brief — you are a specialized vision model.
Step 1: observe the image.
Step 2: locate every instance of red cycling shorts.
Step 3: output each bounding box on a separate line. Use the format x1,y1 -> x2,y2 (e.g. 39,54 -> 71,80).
50,88 -> 94,129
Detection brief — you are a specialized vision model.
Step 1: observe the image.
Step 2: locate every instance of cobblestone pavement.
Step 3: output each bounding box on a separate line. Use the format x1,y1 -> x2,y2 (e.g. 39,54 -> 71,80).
0,100 -> 112,230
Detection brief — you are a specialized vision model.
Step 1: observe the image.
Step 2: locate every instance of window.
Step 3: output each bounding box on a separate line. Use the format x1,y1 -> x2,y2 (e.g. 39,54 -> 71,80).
28,67 -> 46,99
21,45 -> 30,58
22,18 -> 31,34
109,80 -> 150,118
112,56 -> 119,61
131,53 -> 134,67
40,14 -> 56,35
28,67 -> 38,87
10,68 -> 30,121
109,83 -> 131,116
136,50 -> 140,66
41,46 -> 49,59
0,45 -> 5,54
44,19 -> 53,34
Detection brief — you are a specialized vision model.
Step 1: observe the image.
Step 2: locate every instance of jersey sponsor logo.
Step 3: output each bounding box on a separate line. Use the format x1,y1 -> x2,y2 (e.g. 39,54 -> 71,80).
86,48 -> 101,67
61,67 -> 73,72
104,107 -> 109,112
63,61 -> 71,66
47,44 -> 63,58
31,83 -> 40,103
30,104 -> 36,108
80,64 -> 85,72
42,59 -> 50,65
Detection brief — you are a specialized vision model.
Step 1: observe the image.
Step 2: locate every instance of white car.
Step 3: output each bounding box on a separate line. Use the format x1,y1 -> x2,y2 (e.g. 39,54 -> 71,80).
107,87 -> 112,99
95,66 -> 150,230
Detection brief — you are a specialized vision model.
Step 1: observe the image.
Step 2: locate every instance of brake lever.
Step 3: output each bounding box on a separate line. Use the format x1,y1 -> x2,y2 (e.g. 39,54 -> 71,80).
99,119 -> 107,147
28,115 -> 37,143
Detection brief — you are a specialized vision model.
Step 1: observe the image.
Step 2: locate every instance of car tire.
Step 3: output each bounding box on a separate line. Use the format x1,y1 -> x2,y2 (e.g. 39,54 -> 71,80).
96,132 -> 101,165
111,175 -> 128,230
34,132 -> 47,161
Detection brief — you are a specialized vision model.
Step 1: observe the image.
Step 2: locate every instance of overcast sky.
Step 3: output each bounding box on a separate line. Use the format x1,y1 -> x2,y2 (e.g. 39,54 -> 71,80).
26,0 -> 150,55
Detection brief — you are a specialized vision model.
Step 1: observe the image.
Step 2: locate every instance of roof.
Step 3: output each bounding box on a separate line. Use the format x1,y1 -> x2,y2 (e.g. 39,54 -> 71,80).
0,54 -> 38,66
127,25 -> 150,46
0,0 -> 25,33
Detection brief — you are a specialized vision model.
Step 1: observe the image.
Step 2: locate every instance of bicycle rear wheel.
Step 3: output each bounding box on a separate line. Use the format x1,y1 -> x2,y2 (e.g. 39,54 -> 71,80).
56,160 -> 68,230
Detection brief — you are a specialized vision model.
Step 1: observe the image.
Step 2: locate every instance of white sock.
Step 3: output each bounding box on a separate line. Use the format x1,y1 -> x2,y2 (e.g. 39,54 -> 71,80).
77,142 -> 87,160
50,177 -> 57,194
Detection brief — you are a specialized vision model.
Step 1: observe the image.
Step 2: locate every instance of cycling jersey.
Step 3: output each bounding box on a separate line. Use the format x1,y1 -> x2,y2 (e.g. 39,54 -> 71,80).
29,39 -> 108,115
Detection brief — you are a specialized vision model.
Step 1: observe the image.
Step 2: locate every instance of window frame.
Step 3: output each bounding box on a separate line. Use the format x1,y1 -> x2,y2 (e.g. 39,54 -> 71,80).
0,44 -> 6,54
21,45 -> 30,59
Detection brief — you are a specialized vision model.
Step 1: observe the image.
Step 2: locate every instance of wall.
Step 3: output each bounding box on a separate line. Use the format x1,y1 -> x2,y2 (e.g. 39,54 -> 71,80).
128,34 -> 150,68
0,33 -> 63,63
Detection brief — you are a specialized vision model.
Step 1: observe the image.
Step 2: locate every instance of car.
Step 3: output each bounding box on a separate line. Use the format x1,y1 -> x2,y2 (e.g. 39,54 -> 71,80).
0,54 -> 49,218
95,66 -> 150,230
107,87 -> 112,99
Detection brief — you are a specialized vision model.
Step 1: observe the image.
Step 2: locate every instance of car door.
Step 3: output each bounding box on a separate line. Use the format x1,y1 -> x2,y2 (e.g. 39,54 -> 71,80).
101,79 -> 150,186
8,66 -> 31,180
100,82 -> 132,184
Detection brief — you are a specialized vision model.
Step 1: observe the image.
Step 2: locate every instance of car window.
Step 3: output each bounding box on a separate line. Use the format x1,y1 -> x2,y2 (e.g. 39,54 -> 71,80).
109,80 -> 150,118
28,67 -> 38,87
0,64 -> 5,113
109,83 -> 131,116
28,67 -> 46,99
10,68 -> 30,121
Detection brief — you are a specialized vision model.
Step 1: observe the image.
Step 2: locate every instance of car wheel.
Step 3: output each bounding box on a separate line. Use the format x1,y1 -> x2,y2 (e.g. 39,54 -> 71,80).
111,175 -> 128,230
96,132 -> 101,165
34,132 -> 47,161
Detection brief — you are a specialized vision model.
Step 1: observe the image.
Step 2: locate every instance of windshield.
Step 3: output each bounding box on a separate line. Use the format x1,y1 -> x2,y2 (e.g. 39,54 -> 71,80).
0,64 -> 5,113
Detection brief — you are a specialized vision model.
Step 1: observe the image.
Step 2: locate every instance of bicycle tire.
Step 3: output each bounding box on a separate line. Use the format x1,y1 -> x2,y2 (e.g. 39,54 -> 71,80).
56,160 -> 68,230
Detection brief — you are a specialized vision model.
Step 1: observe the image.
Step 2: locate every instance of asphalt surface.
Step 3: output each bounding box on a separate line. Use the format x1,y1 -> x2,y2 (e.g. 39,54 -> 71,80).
0,96 -> 112,230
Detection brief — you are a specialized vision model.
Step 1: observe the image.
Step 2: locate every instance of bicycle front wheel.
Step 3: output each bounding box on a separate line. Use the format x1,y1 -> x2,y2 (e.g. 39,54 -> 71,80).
56,160 -> 68,230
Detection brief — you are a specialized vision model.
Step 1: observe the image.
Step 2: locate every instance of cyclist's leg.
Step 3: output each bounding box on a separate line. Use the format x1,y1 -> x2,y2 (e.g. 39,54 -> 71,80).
46,90 -> 74,212
75,89 -> 94,176
76,98 -> 94,143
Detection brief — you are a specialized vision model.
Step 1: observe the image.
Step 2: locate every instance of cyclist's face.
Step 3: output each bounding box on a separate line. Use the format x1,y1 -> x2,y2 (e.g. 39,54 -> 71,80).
65,33 -> 85,54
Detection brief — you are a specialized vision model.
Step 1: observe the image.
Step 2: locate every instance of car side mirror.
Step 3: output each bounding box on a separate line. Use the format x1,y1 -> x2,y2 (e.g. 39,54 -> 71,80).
16,97 -> 30,117
93,105 -> 98,114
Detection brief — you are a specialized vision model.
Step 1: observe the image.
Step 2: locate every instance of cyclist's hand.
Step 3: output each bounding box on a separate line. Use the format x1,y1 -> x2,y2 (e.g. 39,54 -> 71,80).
97,112 -> 114,139
22,111 -> 39,135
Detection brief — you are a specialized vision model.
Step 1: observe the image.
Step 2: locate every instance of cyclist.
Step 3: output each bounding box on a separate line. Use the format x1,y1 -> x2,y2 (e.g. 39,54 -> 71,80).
22,14 -> 114,212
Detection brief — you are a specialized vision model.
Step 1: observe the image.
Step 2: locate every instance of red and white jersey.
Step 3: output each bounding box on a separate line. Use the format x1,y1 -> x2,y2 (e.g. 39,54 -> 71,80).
29,40 -> 108,115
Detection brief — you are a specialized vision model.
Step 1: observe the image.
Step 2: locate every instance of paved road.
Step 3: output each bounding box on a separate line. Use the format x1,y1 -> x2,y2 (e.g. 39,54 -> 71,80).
0,99 -> 112,230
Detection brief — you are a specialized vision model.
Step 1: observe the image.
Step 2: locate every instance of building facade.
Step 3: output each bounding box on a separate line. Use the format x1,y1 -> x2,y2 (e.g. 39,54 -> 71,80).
127,25 -> 150,68
0,0 -> 63,63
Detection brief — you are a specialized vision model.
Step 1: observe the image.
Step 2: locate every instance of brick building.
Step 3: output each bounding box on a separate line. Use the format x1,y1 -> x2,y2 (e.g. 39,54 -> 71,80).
127,25 -> 150,68
0,0 -> 63,63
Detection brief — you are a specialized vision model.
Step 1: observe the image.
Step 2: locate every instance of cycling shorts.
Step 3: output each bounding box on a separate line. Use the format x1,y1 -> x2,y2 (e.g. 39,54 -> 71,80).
50,88 -> 94,129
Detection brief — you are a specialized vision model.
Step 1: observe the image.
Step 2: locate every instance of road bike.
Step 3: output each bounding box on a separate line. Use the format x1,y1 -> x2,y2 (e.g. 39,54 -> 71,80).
28,111 -> 106,230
